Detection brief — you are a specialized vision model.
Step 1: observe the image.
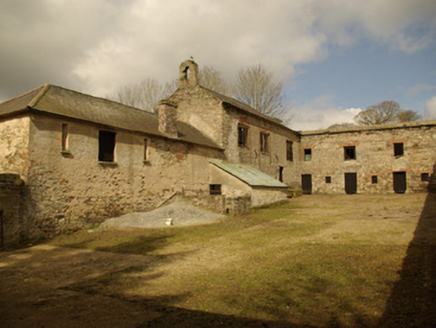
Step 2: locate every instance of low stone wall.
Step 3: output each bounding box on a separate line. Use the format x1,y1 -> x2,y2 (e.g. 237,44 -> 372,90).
0,174 -> 25,246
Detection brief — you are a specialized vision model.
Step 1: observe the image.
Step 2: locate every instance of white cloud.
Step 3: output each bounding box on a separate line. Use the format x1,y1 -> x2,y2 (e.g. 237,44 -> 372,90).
0,0 -> 435,99
426,96 -> 436,118
288,95 -> 361,131
407,84 -> 436,97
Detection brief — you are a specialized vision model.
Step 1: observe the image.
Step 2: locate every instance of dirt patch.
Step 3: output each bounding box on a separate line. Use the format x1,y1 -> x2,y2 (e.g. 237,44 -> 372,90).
99,201 -> 225,230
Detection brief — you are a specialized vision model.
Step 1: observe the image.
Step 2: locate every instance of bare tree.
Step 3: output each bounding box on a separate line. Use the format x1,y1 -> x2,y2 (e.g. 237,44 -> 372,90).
198,66 -> 230,94
397,109 -> 421,122
233,64 -> 290,121
111,78 -> 177,112
355,101 -> 422,125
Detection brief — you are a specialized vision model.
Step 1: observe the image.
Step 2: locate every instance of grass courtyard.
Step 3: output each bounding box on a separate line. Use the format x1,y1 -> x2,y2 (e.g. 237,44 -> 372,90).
1,193 -> 435,327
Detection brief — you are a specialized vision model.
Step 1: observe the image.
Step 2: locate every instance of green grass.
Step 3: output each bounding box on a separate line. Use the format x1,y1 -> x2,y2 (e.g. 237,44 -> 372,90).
49,194 -> 433,327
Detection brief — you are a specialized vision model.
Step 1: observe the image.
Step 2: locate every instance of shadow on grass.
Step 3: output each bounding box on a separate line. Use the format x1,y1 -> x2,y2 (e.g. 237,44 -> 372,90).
379,166 -> 436,327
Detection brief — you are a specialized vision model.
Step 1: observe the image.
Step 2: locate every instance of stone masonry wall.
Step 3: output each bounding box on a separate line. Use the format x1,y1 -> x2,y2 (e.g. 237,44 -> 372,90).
0,116 -> 30,179
24,113 -> 223,237
300,124 -> 436,194
224,108 -> 301,189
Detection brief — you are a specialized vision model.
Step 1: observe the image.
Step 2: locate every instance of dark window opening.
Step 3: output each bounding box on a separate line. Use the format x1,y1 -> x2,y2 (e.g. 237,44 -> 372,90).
344,146 -> 356,160
325,176 -> 331,184
304,148 -> 312,161
372,175 -> 378,184
210,184 -> 222,195
260,132 -> 269,154
279,166 -> 284,182
394,143 -> 404,157
144,139 -> 148,161
0,210 -> 3,248
61,123 -> 69,151
238,124 -> 249,147
286,141 -> 293,161
421,173 -> 429,182
99,130 -> 116,162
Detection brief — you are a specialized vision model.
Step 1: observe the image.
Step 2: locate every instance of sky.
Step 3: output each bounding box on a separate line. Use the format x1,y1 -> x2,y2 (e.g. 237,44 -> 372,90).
1,0 -> 436,130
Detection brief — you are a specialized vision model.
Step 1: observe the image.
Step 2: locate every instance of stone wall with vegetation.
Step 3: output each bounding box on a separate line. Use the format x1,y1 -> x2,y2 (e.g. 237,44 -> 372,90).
300,122 -> 436,194
23,113 -> 224,238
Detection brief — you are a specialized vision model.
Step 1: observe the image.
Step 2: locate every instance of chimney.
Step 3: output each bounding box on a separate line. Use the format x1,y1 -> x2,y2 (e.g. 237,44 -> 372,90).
158,100 -> 178,138
179,59 -> 199,88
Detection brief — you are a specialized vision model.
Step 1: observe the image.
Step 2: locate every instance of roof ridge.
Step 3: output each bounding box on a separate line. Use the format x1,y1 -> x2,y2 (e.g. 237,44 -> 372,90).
28,83 -> 51,108
0,84 -> 48,107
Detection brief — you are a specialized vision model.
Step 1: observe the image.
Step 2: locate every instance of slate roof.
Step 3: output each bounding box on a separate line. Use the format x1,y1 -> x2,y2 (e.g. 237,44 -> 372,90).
301,119 -> 436,136
199,86 -> 288,129
210,160 -> 288,188
0,84 -> 221,149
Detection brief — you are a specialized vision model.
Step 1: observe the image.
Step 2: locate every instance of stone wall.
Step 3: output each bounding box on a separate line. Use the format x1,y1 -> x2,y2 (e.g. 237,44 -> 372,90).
224,107 -> 301,188
23,113 -> 223,237
172,86 -> 302,188
300,123 -> 436,194
0,116 -> 30,179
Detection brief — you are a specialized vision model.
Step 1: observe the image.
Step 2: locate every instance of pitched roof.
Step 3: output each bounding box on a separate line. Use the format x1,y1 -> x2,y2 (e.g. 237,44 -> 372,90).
199,86 -> 289,129
0,84 -> 221,149
210,160 -> 288,188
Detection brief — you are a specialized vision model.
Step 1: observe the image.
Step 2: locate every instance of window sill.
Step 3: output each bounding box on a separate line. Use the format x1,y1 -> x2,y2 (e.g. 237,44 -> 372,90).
98,161 -> 118,166
60,150 -> 73,158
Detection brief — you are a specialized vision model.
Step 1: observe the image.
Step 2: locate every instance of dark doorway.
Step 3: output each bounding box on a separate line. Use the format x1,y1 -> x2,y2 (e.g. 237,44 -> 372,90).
344,172 -> 357,194
393,171 -> 407,193
301,174 -> 312,195
279,166 -> 284,182
0,210 -> 3,248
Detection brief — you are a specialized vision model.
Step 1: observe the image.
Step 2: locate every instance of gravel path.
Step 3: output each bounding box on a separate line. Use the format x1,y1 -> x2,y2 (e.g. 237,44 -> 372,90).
99,202 -> 225,230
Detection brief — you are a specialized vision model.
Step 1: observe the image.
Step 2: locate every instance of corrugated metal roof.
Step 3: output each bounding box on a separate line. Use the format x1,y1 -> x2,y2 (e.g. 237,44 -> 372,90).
210,160 -> 288,188
0,84 -> 221,149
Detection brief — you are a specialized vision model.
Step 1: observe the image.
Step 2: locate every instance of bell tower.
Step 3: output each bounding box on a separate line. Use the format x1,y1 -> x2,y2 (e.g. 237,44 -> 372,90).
179,59 -> 199,88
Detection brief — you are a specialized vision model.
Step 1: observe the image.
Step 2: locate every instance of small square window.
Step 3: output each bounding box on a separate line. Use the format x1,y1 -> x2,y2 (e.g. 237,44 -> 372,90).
421,173 -> 429,182
260,132 -> 269,154
344,146 -> 356,160
304,148 -> 312,161
394,143 -> 404,157
286,141 -> 293,161
238,124 -> 249,148
210,184 -> 222,195
371,175 -> 378,184
325,176 -> 331,184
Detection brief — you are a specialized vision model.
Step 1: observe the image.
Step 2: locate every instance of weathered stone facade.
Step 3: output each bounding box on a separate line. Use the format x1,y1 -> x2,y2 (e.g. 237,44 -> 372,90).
1,59 -> 435,245
300,122 -> 436,194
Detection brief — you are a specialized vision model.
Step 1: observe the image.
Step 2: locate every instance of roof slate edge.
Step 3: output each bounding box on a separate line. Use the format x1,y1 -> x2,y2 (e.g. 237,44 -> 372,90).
28,83 -> 51,108
301,119 -> 436,136
198,85 -> 296,134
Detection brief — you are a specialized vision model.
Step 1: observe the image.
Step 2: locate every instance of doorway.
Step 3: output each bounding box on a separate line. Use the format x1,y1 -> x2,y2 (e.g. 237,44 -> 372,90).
301,174 -> 312,195
393,172 -> 407,193
344,172 -> 357,194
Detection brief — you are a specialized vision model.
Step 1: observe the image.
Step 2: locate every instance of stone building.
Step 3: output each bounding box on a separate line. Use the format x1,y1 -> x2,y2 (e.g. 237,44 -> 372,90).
300,121 -> 436,195
0,59 -> 435,245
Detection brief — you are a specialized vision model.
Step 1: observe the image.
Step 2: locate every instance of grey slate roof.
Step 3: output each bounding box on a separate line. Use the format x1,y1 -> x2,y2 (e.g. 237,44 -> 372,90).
301,119 -> 436,136
0,84 -> 221,149
210,160 -> 288,188
199,86 -> 288,128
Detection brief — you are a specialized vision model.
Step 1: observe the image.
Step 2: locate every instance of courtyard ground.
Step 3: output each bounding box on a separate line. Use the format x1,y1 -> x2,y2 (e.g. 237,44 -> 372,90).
1,193 -> 435,327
